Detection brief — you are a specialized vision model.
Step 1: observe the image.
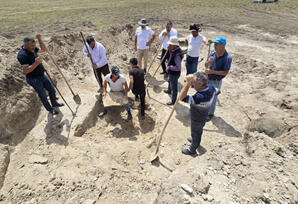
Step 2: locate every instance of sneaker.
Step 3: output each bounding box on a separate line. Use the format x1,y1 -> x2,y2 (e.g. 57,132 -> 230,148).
166,101 -> 174,106
53,102 -> 64,107
163,89 -> 171,94
98,109 -> 107,117
182,148 -> 196,155
160,71 -> 166,75
187,137 -> 192,143
50,109 -> 59,115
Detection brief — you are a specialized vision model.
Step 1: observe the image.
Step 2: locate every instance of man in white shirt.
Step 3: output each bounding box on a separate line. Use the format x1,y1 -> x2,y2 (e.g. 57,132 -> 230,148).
185,24 -> 207,75
99,66 -> 132,120
134,18 -> 156,74
83,36 -> 110,89
158,21 -> 178,75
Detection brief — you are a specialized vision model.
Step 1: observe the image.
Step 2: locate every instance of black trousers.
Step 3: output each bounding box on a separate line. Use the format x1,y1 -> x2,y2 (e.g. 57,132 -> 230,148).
95,64 -> 110,87
161,48 -> 170,72
134,91 -> 146,116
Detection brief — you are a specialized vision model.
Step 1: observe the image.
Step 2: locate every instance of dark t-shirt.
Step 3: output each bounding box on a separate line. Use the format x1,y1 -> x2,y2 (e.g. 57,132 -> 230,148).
17,47 -> 45,78
207,51 -> 232,80
129,66 -> 145,94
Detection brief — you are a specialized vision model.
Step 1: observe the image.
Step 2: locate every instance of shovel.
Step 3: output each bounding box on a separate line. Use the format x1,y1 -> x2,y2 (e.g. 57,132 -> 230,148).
150,97 -> 179,163
80,32 -> 101,88
45,49 -> 81,105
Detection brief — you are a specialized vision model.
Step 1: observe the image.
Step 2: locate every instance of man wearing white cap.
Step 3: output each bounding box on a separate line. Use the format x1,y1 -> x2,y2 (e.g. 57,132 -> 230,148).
185,24 -> 207,75
158,21 -> 178,75
164,36 -> 183,105
134,18 -> 156,74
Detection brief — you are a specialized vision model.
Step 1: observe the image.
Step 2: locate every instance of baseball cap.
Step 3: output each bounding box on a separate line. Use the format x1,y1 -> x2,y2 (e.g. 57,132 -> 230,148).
211,36 -> 227,45
111,66 -> 120,75
23,37 -> 35,43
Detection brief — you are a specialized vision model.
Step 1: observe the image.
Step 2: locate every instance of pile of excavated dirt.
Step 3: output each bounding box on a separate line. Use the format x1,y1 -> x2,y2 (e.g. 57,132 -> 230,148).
0,24 -> 297,204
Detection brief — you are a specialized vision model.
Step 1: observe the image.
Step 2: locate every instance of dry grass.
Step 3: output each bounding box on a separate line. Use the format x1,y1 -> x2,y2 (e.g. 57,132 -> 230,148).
0,0 -> 297,37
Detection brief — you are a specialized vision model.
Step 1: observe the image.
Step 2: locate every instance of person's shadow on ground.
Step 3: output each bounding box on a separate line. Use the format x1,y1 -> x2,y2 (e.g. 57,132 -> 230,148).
204,116 -> 242,137
44,108 -> 71,146
103,106 -> 139,141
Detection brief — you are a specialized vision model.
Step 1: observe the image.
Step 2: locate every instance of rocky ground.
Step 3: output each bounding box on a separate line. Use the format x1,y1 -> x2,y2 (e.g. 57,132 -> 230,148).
0,9 -> 297,204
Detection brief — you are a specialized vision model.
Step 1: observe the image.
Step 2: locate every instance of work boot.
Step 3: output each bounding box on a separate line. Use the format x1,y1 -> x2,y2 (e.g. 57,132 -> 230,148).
182,148 -> 196,155
53,102 -> 64,107
127,111 -> 132,120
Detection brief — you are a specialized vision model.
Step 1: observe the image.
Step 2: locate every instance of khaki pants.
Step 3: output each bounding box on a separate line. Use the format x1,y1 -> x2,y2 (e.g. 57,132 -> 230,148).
137,49 -> 149,69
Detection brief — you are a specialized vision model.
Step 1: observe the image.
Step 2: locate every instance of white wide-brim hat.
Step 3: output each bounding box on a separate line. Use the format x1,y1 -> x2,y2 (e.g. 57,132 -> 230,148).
168,36 -> 179,46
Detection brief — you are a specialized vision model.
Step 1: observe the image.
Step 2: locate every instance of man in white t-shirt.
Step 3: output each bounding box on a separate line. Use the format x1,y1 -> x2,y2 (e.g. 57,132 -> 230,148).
158,21 -> 178,75
99,66 -> 132,120
134,18 -> 156,74
185,24 -> 207,75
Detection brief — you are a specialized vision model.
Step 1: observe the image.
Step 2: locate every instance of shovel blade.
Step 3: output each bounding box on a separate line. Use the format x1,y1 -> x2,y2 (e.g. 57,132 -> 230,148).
73,94 -> 81,105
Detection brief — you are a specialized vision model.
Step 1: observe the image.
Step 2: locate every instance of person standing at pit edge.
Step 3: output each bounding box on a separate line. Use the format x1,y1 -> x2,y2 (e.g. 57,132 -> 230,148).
128,58 -> 146,119
179,72 -> 220,155
134,18 -> 156,74
205,36 -> 232,121
164,36 -> 183,105
158,21 -> 178,76
83,35 -> 110,90
17,35 -> 64,115
185,24 -> 207,75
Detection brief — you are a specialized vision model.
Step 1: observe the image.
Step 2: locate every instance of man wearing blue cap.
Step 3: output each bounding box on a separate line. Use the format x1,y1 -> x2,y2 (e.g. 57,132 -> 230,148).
205,36 -> 232,121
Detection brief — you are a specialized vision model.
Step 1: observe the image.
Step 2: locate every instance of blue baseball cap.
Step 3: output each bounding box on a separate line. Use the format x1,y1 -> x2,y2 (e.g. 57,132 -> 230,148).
111,66 -> 120,75
211,36 -> 226,45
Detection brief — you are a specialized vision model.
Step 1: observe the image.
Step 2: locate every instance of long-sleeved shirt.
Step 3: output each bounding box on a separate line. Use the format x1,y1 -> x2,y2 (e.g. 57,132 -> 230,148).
168,47 -> 182,72
83,41 -> 108,68
158,28 -> 178,50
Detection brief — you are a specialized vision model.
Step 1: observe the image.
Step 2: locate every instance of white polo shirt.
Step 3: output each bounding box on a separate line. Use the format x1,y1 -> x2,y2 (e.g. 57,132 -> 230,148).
104,73 -> 126,92
135,26 -> 154,50
186,34 -> 206,57
158,28 -> 178,50
83,41 -> 108,68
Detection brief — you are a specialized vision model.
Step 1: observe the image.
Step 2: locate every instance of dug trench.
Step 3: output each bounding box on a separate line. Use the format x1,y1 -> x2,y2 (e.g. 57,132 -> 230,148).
0,24 -> 297,203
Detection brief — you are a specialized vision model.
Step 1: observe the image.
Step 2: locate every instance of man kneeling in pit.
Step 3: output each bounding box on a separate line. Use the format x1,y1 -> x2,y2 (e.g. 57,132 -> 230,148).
99,66 -> 132,120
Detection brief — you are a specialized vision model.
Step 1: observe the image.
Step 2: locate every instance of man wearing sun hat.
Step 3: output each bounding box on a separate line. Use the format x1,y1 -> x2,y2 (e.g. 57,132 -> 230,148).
134,18 -> 156,74
205,36 -> 232,121
185,24 -> 208,75
163,36 -> 183,105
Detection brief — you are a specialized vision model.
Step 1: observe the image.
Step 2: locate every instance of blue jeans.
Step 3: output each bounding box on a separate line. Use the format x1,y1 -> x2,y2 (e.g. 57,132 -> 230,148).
207,79 -> 222,116
26,75 -> 58,112
189,120 -> 206,152
167,73 -> 180,104
185,55 -> 199,75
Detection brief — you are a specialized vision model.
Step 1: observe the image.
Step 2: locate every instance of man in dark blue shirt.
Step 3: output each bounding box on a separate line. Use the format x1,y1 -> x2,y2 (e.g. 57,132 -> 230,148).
179,72 -> 220,155
205,36 -> 232,121
17,35 -> 64,115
